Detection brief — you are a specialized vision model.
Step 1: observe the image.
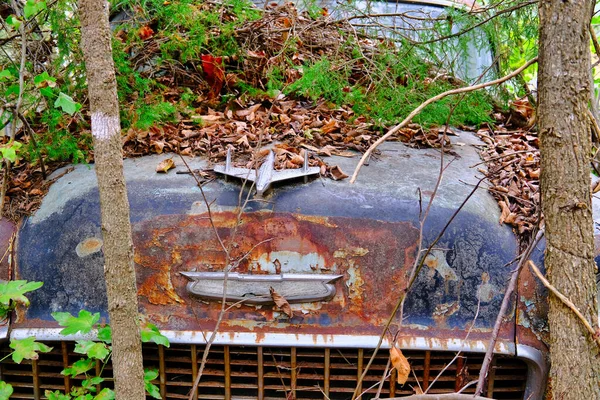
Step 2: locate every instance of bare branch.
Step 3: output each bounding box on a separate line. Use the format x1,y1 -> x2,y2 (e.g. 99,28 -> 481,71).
474,229 -> 544,396
528,260 -> 600,349
350,57 -> 538,184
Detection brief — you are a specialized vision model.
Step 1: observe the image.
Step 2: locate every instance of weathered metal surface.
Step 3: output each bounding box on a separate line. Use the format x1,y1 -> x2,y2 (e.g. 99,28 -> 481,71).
515,242 -> 549,352
14,133 -> 519,348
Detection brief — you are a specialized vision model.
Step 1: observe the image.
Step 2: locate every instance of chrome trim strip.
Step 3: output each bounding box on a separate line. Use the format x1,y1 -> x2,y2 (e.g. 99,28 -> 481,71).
516,344 -> 549,400
10,328 -> 514,354
181,272 -> 343,304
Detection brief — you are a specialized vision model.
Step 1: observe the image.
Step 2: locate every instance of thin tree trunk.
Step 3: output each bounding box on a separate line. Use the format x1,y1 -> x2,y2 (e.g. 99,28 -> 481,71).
538,1 -> 600,399
78,0 -> 146,398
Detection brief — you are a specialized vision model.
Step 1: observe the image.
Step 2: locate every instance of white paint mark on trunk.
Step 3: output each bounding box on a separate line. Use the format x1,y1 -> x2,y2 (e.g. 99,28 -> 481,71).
91,112 -> 120,141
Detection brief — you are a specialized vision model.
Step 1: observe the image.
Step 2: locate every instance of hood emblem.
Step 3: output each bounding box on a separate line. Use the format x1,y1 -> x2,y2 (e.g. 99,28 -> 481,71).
181,272 -> 342,304
214,149 -> 320,195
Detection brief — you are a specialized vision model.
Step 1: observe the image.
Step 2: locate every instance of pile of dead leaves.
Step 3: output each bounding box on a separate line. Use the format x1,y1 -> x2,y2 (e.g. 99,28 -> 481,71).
121,95 -> 438,181
476,127 -> 540,237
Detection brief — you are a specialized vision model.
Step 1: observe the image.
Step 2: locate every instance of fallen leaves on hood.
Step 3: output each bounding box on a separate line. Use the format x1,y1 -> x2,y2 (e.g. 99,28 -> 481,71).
270,287 -> 293,318
156,158 -> 175,173
477,126 -> 540,236
390,346 -> 410,385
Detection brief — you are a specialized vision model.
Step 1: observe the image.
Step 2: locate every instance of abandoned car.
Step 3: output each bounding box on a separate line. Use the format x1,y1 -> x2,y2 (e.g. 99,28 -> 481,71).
0,128 -> 549,399
0,0 -> 553,399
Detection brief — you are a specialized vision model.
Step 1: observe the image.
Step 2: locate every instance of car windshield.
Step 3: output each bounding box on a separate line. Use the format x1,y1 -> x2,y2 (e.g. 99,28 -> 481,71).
253,0 -> 495,82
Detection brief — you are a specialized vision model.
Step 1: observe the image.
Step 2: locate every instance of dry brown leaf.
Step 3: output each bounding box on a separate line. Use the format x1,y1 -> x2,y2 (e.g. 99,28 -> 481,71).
498,200 -> 511,225
529,168 -> 540,179
593,180 -> 600,194
156,158 -> 175,173
151,140 -> 165,154
192,115 -> 223,126
329,165 -> 348,181
29,188 -> 44,196
270,287 -> 293,318
321,119 -> 339,134
390,346 -> 410,385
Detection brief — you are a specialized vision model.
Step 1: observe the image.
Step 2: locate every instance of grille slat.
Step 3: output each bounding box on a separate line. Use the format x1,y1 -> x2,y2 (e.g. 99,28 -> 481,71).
0,343 -> 530,399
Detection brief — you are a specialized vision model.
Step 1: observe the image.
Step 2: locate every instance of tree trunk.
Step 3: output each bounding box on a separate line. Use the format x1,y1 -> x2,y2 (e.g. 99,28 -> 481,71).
538,1 -> 600,399
78,0 -> 146,398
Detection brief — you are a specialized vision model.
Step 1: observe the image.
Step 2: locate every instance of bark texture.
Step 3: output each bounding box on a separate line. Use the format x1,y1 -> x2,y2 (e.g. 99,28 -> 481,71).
538,1 -> 600,399
78,0 -> 146,398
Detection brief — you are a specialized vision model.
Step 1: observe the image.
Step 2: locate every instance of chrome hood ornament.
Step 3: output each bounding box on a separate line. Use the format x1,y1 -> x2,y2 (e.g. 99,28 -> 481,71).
214,148 -> 320,195
181,272 -> 343,304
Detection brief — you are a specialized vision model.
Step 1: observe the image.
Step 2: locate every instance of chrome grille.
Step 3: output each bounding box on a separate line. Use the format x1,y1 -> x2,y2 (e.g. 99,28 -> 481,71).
0,343 -> 528,399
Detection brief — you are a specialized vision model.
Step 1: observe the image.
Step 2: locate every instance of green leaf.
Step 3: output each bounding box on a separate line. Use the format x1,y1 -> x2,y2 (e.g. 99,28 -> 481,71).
5,84 -> 20,97
0,279 -> 39,307
0,141 -> 23,163
0,381 -> 14,399
45,390 -> 71,400
144,369 -> 161,399
74,340 -> 110,360
144,368 -> 159,381
52,310 -> 100,336
97,326 -> 111,344
24,0 -> 47,19
73,394 -> 93,400
93,388 -> 115,400
34,71 -> 56,88
0,70 -> 12,81
61,358 -> 95,377
40,87 -> 54,98
54,92 -> 81,116
83,376 -> 104,387
9,336 -> 52,363
5,15 -> 21,30
140,323 -> 170,348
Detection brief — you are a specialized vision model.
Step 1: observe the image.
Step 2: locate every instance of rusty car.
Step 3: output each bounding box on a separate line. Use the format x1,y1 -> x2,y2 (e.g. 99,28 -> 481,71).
0,127 -> 549,399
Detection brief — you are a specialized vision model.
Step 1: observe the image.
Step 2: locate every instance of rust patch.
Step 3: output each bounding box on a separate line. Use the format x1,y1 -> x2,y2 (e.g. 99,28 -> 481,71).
130,211 -> 421,335
516,263 -> 549,349
75,237 -> 103,258
433,301 -> 460,328
293,214 -> 338,228
137,248 -> 184,305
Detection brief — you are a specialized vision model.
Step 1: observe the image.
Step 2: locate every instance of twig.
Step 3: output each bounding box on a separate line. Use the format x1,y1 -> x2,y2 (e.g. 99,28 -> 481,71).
350,57 -> 538,184
184,141 -> 266,399
379,0 -> 536,46
16,112 -> 46,179
352,134 -> 453,399
527,260 -> 600,349
474,229 -> 544,396
1,1 -> 29,219
469,149 -> 531,168
179,152 -> 230,400
352,172 -> 487,399
374,358 -> 391,399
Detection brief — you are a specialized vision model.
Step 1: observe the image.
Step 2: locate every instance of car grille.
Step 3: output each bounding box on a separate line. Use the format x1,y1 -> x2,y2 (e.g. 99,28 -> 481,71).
0,343 -> 528,399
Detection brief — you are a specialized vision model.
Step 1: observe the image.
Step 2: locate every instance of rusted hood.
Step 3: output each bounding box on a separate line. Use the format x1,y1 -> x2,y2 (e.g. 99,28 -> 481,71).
13,133 -> 519,349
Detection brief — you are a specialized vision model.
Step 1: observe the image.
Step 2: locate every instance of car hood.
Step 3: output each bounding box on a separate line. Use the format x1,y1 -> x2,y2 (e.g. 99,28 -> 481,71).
11,132 -> 519,351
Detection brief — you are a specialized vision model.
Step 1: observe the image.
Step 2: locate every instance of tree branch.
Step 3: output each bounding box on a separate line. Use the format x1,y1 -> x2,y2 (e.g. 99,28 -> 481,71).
528,260 -> 600,349
350,57 -> 538,184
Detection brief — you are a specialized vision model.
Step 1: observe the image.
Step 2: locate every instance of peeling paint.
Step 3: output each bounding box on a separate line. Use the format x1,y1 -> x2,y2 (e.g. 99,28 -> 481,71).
75,238 -> 103,258
425,250 -> 458,282
333,247 -> 369,258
